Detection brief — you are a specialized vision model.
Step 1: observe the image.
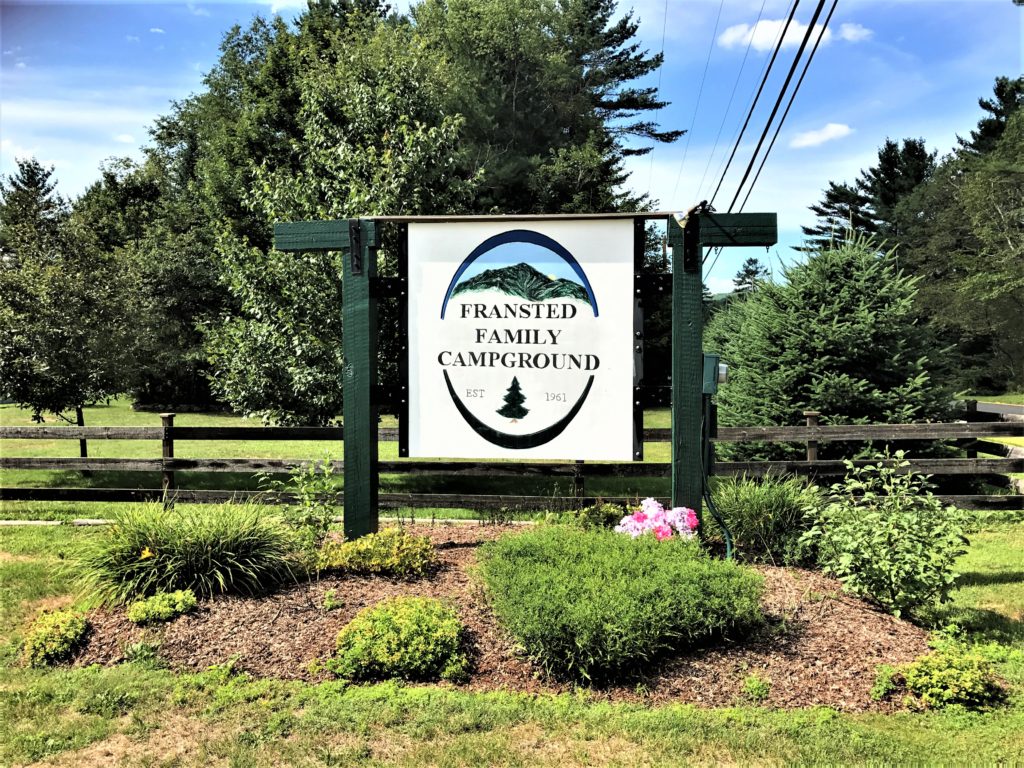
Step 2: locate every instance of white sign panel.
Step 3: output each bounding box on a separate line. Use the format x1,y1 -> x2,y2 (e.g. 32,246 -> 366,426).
408,220 -> 635,460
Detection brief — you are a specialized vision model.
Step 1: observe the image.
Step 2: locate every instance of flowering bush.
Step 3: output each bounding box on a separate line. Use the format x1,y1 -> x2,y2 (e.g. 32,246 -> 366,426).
614,498 -> 699,540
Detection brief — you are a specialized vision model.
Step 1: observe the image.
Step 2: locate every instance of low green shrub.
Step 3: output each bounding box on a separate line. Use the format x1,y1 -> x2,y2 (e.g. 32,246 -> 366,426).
126,589 -> 198,625
479,527 -> 763,683
544,501 -> 625,530
801,451 -> 969,616
317,527 -> 436,578
709,474 -> 821,564
742,673 -> 771,703
328,597 -> 469,683
872,648 -> 1005,710
22,610 -> 89,668
262,457 -> 341,558
78,503 -> 300,604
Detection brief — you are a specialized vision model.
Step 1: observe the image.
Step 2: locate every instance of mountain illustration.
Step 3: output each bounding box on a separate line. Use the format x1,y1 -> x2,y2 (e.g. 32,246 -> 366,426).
452,262 -> 591,304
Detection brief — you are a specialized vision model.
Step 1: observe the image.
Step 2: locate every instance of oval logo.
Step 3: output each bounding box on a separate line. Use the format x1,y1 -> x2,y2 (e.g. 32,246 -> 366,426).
438,229 -> 600,450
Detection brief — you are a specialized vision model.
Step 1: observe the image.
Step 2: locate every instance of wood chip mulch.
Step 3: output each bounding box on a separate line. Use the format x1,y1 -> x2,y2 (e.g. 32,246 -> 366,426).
74,523 -> 929,711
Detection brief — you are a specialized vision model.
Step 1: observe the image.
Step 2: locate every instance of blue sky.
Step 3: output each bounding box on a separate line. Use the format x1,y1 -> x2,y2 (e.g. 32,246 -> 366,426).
2,0 -> 1021,291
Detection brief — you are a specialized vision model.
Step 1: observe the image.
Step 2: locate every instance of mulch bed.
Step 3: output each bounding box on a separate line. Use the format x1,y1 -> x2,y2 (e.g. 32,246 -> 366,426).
75,523 -> 930,711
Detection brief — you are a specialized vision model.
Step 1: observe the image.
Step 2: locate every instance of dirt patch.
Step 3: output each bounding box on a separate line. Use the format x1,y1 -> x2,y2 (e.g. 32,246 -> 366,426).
74,523 -> 929,712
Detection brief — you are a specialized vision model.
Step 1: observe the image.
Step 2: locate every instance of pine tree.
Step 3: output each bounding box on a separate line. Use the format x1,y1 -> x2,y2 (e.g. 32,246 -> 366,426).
957,75 -> 1024,156
733,257 -> 769,295
799,181 -> 872,250
497,377 -> 529,421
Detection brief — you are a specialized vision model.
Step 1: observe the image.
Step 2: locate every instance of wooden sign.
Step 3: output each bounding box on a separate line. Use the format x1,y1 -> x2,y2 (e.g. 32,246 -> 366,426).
407,220 -> 635,460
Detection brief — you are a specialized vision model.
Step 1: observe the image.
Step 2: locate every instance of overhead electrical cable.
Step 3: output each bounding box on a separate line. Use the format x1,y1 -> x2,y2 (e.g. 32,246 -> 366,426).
738,0 -> 839,212
670,0 -> 726,201
708,0 -> 801,208
645,0 -> 672,197
696,0 -> 770,201
725,0 -> 830,213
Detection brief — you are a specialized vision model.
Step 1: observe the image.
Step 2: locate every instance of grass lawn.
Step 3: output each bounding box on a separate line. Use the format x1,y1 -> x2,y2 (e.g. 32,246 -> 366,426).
0,520 -> 1022,765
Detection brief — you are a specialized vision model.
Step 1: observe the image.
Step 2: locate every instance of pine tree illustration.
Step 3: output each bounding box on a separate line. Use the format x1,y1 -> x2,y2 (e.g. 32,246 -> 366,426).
497,377 -> 529,422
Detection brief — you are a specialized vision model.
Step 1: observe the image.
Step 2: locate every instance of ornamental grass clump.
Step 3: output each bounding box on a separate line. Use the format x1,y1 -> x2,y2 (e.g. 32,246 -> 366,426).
78,503 -> 300,604
329,597 -> 469,683
479,527 -> 763,683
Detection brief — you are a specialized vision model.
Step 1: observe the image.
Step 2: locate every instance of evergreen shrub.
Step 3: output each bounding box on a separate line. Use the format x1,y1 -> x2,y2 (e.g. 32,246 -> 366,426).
317,527 -> 436,578
22,610 -> 89,667
126,589 -> 198,624
709,474 -> 822,564
872,648 -> 1005,710
801,451 -> 969,616
329,597 -> 469,682
78,503 -> 300,603
479,527 -> 763,682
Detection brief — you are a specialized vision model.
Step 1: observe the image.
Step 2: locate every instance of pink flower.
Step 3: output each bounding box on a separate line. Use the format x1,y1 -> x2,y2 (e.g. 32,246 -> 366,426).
632,511 -> 648,524
686,509 -> 699,530
654,524 -> 673,541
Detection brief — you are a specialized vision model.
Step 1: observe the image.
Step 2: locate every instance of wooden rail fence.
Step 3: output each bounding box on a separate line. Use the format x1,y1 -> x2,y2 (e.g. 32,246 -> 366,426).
1,412 -> 1022,511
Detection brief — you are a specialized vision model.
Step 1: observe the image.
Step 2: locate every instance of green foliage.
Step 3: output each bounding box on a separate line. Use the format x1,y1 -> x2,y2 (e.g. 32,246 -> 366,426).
0,159 -> 136,421
709,475 -> 822,565
78,503 -> 300,604
742,673 -> 771,703
264,458 -> 340,557
705,236 -> 951,461
21,610 -> 89,668
873,648 -> 1006,710
321,589 -> 343,612
125,589 -> 198,625
801,452 -> 969,616
328,597 -> 469,683
543,501 -> 625,530
123,641 -> 165,669
479,527 -> 763,682
317,527 -> 437,578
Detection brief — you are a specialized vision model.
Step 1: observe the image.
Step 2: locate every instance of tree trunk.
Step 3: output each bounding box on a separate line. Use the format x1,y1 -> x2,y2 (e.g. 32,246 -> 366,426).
76,405 -> 91,478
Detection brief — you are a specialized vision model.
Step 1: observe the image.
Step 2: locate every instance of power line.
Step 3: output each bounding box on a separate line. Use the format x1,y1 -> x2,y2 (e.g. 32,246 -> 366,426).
726,0 -> 829,213
670,0 -> 726,202
696,0 -> 770,201
738,0 -> 839,212
708,0 -> 801,208
645,0 -> 672,197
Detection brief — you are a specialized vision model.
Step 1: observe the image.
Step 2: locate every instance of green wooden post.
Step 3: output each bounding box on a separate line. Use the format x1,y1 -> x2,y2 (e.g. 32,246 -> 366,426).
342,219 -> 379,538
669,215 -> 704,517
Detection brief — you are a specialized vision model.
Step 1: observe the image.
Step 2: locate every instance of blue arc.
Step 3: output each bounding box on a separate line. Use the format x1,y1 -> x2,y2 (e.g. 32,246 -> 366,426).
440,229 -> 599,319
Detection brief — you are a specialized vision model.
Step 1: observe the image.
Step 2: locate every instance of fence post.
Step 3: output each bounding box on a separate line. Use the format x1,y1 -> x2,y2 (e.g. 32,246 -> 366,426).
160,413 -> 175,508
803,410 -> 820,462
572,460 -> 584,500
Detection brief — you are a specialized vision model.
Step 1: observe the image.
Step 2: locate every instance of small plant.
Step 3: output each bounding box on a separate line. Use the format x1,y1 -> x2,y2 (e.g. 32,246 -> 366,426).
123,640 -> 165,669
742,673 -> 771,703
800,451 -> 969,616
709,474 -> 822,564
479,527 -> 763,682
318,527 -> 437,578
545,501 -> 624,530
328,597 -> 469,683
21,610 -> 89,667
613,497 -> 699,540
871,647 -> 1006,710
77,503 -> 300,604
322,589 -> 344,612
264,458 -> 341,557
126,589 -> 198,625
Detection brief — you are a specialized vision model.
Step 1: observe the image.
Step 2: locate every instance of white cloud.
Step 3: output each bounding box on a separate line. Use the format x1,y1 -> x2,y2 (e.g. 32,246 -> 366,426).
838,23 -> 873,43
125,35 -> 140,43
113,134 -> 135,144
1,138 -> 37,162
719,19 -> 832,52
267,0 -> 305,14
707,276 -> 736,294
187,3 -> 211,16
149,27 -> 165,34
15,62 -> 26,69
790,123 -> 854,148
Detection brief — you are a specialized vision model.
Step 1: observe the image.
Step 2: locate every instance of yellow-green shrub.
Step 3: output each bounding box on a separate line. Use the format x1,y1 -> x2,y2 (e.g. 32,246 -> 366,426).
22,610 -> 89,668
126,589 -> 198,625
317,527 -> 436,578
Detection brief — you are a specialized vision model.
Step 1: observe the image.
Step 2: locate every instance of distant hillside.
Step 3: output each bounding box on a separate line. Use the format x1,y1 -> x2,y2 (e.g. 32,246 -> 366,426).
452,262 -> 591,304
